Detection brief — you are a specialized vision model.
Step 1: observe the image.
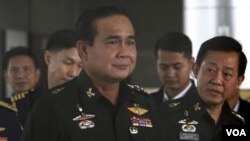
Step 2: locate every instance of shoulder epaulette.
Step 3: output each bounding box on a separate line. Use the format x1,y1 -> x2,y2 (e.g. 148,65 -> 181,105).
0,100 -> 17,112
10,91 -> 29,103
127,84 -> 148,95
232,111 -> 245,124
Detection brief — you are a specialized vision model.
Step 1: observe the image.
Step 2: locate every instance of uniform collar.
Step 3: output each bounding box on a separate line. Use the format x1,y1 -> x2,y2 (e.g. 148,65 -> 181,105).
77,73 -> 133,105
163,80 -> 192,101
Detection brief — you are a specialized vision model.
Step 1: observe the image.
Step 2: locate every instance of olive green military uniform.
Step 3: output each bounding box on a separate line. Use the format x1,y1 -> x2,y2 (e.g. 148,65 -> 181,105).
21,74 -> 164,141
161,91 -> 244,141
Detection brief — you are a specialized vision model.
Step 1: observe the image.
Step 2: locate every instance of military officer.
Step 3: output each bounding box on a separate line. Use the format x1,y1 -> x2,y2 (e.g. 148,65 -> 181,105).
151,32 -> 196,104
161,36 -> 246,141
0,100 -> 22,141
21,6 -> 164,141
3,46 -> 42,126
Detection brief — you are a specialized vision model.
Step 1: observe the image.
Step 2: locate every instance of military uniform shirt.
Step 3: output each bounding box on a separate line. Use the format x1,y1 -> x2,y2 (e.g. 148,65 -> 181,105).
161,90 -> 245,141
22,74 -> 164,141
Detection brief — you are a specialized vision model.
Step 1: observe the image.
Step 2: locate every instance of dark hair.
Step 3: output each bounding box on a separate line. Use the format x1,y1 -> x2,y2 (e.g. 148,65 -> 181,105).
196,36 -> 247,77
3,46 -> 39,71
75,6 -> 133,45
154,32 -> 192,59
46,29 -> 77,52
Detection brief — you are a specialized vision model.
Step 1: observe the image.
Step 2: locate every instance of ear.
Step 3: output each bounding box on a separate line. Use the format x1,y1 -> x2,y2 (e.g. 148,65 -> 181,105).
44,50 -> 51,65
189,57 -> 195,65
76,40 -> 88,60
192,63 -> 199,79
236,75 -> 245,89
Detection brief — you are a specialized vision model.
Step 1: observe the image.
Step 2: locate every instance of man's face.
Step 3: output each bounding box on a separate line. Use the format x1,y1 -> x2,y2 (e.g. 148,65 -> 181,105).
156,50 -> 194,93
78,15 -> 136,83
45,47 -> 82,89
194,51 -> 243,107
5,55 -> 40,93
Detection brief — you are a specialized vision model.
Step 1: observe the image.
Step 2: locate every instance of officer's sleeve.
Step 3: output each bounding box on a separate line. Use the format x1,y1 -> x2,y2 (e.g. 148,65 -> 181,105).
21,95 -> 60,141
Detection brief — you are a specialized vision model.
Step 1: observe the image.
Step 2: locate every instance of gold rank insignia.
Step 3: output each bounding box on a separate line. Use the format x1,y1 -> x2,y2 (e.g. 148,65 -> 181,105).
0,127 -> 6,132
51,87 -> 65,94
127,103 -> 148,116
193,102 -> 201,111
86,88 -> 95,98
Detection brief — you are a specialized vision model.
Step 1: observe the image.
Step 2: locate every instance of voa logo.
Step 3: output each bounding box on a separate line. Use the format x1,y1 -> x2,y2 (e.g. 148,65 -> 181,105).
226,129 -> 246,136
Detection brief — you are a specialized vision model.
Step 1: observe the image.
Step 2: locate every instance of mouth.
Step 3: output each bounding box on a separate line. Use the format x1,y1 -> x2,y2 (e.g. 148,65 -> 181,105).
113,64 -> 129,70
16,82 -> 27,86
165,80 -> 178,85
207,89 -> 223,96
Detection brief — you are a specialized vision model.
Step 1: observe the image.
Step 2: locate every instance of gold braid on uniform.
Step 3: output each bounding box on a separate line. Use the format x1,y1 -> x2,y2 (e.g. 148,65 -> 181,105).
11,91 -> 29,104
0,100 -> 17,112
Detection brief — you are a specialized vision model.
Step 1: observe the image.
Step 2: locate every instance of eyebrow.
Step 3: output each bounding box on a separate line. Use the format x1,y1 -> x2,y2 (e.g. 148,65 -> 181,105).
106,35 -> 135,40
206,62 -> 234,70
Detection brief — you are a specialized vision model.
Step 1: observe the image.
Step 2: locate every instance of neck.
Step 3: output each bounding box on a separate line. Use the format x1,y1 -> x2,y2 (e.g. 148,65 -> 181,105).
227,93 -> 239,110
164,82 -> 190,99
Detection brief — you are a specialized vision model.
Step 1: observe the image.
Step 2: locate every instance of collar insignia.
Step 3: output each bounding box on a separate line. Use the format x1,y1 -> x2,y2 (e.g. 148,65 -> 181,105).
193,102 -> 201,111
168,102 -> 181,108
86,88 -> 95,98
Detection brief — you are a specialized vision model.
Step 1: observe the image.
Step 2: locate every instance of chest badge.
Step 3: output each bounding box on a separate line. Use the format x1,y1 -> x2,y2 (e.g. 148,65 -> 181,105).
127,103 -> 148,116
178,110 -> 199,140
73,104 -> 95,129
129,126 -> 138,134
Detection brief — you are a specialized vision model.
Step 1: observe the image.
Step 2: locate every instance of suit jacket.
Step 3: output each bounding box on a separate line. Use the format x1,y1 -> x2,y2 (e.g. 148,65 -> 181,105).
150,79 -> 197,105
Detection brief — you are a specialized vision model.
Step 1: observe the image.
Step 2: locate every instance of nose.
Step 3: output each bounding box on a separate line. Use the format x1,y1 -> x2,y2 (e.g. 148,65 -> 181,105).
68,66 -> 79,78
166,67 -> 175,77
211,71 -> 223,86
117,43 -> 129,59
15,69 -> 25,79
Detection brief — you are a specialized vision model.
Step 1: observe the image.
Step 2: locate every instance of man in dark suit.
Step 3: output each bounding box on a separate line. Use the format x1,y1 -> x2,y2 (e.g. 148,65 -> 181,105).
151,32 -> 196,104
226,52 -> 249,126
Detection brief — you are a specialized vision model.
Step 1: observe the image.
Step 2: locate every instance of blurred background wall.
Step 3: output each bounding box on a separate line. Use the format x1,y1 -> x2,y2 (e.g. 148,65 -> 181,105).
0,0 -> 249,100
